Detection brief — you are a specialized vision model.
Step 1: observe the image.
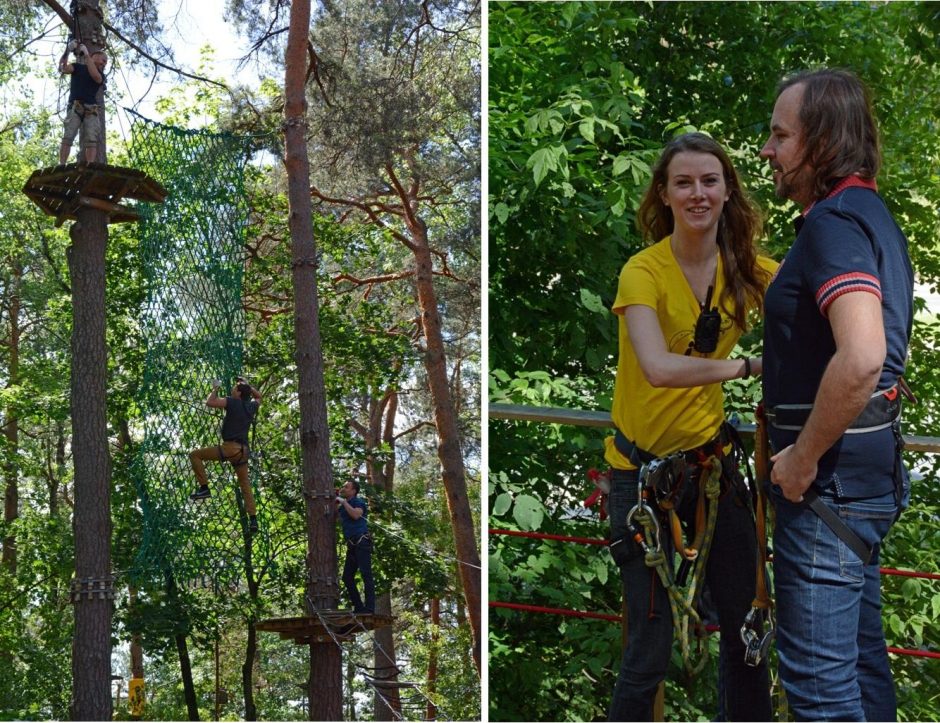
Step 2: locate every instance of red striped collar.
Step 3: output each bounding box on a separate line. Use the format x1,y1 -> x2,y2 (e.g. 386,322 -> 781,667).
802,175 -> 878,216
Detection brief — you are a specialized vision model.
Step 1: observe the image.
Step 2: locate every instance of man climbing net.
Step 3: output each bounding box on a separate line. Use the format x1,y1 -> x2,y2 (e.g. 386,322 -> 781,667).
189,377 -> 262,535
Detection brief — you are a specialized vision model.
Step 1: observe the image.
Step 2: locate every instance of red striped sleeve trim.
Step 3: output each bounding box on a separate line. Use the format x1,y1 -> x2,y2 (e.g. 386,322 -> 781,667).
816,272 -> 882,315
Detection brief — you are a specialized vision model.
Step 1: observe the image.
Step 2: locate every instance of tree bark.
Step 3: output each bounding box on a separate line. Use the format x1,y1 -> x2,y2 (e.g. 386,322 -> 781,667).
409,217 -> 481,674
426,597 -> 440,721
363,391 -> 401,720
68,204 -> 113,721
285,0 -> 341,719
2,257 -> 20,573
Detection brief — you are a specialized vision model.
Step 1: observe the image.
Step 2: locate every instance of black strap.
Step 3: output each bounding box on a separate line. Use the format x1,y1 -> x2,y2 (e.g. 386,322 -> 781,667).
613,429 -> 656,467
803,486 -> 872,564
613,426 -> 725,468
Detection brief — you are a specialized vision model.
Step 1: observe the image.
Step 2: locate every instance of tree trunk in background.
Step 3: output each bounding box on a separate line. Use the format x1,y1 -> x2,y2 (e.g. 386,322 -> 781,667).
49,421 -> 65,515
2,258 -> 20,573
175,631 -> 199,721
426,598 -> 440,721
285,0 -> 341,718
364,390 -> 401,720
407,215 -> 481,674
241,543 -> 259,721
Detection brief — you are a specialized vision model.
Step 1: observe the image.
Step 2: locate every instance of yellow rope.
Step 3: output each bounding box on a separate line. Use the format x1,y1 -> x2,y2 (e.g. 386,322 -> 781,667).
678,455 -> 722,676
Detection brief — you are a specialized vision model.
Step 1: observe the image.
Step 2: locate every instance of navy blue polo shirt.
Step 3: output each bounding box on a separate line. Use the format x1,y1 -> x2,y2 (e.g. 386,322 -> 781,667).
763,183 -> 913,496
340,496 -> 368,538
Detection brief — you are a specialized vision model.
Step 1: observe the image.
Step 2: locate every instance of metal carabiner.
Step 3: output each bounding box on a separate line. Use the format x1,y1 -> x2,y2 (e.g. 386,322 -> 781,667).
626,463 -> 661,551
740,607 -> 775,667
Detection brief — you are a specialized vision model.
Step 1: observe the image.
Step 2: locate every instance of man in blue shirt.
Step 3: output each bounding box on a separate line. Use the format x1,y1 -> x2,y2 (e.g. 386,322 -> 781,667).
336,480 -> 375,614
760,68 -> 913,721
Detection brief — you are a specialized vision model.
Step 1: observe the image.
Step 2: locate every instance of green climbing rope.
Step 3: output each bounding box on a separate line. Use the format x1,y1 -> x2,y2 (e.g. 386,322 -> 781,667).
126,113 -> 269,588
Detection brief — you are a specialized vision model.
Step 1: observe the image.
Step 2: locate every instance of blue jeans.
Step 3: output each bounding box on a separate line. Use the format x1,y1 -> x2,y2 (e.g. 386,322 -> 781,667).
342,534 -> 375,613
771,486 -> 898,721
607,467 -> 772,721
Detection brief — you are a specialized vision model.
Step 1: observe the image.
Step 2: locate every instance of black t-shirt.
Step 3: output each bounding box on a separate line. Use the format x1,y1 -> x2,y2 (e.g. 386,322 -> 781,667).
68,63 -> 104,105
221,397 -> 258,444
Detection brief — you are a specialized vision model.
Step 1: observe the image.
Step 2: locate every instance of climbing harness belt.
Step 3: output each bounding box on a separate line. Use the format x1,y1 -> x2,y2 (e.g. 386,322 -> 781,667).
621,428 -> 732,676
764,378 -> 916,568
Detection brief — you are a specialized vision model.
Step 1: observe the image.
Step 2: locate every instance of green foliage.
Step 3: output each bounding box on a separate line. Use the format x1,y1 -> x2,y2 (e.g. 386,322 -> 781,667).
489,2 -> 940,720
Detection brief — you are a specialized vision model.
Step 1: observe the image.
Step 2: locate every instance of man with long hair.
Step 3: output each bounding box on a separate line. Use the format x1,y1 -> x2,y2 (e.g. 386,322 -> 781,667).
761,68 -> 913,720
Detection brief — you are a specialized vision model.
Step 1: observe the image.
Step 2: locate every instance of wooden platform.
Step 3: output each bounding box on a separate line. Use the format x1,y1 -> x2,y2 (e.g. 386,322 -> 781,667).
22,162 -> 167,227
256,612 -> 394,644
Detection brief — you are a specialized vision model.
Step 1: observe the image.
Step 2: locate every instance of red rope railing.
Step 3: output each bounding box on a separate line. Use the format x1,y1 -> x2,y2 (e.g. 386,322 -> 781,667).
490,527 -> 940,659
490,528 -> 940,581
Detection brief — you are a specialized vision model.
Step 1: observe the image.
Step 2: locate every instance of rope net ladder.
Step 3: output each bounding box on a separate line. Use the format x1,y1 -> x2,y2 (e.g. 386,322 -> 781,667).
127,115 -> 271,589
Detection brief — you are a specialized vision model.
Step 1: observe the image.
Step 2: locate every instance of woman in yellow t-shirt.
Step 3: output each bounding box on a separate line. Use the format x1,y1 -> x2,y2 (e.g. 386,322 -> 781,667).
606,133 -> 777,721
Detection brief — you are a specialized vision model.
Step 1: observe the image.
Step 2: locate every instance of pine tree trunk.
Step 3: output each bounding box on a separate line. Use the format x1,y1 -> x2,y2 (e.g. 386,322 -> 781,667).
427,597 -> 440,721
42,0 -> 116,717
285,0 -> 341,718
2,258 -> 20,572
365,392 -> 401,720
68,206 -> 113,721
408,218 -> 481,674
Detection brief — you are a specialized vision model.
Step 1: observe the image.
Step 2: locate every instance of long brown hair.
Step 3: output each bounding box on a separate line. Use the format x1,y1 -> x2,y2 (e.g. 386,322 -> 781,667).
636,132 -> 769,331
778,68 -> 880,200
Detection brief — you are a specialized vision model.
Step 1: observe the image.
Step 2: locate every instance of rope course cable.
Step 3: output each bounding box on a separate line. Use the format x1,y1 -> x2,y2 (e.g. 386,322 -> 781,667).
371,519 -> 482,571
306,601 -> 446,721
125,111 -> 270,589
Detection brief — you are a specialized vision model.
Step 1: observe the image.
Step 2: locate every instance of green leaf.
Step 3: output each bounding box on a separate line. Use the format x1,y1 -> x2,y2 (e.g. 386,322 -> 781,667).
492,492 -> 512,517
494,202 -> 510,224
579,118 -> 595,143
612,154 -> 631,177
579,287 -> 606,314
527,147 -> 556,187
512,494 -> 545,531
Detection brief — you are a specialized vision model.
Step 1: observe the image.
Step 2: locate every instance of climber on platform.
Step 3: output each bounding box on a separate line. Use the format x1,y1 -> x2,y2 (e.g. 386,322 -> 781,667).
58,40 -> 107,164
336,480 -> 375,614
189,377 -> 261,535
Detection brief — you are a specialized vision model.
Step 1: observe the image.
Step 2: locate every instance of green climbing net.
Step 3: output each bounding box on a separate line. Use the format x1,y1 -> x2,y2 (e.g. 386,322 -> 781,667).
127,115 -> 270,589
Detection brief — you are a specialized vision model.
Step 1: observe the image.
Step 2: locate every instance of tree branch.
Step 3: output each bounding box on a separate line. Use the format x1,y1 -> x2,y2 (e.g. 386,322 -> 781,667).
102,20 -> 228,89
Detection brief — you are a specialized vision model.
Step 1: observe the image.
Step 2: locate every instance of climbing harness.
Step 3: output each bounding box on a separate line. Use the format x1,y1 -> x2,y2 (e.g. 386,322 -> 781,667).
766,381 -> 905,434
765,377 -> 917,566
621,433 -> 728,676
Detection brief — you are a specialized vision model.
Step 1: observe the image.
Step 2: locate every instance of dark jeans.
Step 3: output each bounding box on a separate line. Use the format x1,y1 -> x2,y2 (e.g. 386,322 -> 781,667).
342,534 -> 375,613
771,486 -> 898,721
607,466 -> 772,722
